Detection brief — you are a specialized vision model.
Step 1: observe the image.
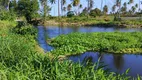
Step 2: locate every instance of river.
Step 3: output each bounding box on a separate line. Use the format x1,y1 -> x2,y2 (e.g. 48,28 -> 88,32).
37,25 -> 142,77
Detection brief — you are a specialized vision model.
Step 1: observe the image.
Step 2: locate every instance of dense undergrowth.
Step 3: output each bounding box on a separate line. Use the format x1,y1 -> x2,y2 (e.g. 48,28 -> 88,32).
0,21 -> 141,79
50,32 -> 142,55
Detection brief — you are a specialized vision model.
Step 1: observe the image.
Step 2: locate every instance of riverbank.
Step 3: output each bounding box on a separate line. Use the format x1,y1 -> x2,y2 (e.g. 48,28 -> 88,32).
49,32 -> 142,56
43,16 -> 142,28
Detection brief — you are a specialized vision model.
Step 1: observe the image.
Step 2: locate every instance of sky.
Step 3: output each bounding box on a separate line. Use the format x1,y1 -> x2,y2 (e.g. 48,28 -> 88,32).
48,0 -> 142,16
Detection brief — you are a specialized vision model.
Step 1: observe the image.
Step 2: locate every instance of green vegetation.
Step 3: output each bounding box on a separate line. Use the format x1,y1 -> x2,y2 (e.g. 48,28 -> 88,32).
50,32 -> 142,55
0,0 -> 142,79
17,0 -> 39,23
0,7 -> 16,21
0,21 -> 137,79
48,16 -> 142,27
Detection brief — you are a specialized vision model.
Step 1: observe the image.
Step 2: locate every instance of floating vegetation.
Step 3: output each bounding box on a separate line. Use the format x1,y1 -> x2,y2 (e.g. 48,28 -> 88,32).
50,32 -> 142,55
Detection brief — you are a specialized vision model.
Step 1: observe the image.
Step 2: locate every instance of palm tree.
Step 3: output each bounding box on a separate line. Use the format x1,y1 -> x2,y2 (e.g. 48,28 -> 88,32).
116,0 -> 121,18
129,0 -> 134,4
128,0 -> 133,10
50,0 -> 56,16
78,4 -> 82,14
63,7 -> 66,16
58,0 -> 60,17
122,2 -> 127,14
112,5 -> 116,14
139,0 -> 141,12
103,5 -> 108,15
50,0 -> 56,4
131,6 -> 136,14
116,0 -> 120,7
61,0 -> 66,16
123,2 -> 127,8
135,3 -> 138,8
86,0 -> 94,12
72,0 -> 80,15
86,0 -> 94,17
67,4 -> 72,11
40,0 -> 48,22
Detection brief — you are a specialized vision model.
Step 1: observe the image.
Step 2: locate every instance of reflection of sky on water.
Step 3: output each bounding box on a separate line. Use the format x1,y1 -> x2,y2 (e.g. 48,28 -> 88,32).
43,26 -> 142,38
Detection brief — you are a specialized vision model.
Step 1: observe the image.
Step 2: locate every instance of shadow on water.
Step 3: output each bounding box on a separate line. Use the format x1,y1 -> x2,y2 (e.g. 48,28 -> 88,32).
68,52 -> 142,77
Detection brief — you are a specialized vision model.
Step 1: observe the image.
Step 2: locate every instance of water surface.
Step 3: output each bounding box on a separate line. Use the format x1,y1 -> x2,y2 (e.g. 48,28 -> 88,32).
69,52 -> 142,77
41,26 -> 142,38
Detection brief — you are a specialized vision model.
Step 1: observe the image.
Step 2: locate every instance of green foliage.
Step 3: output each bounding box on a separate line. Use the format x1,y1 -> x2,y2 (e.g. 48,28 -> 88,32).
0,7 -> 16,21
0,0 -> 9,8
50,32 -> 142,55
79,7 -> 88,17
89,8 -> 101,17
17,0 -> 39,22
103,5 -> 108,14
67,11 -> 75,17
12,21 -> 37,35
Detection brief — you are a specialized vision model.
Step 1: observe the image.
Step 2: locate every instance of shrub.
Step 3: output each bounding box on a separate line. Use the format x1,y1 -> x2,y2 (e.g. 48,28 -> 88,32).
12,21 -> 37,35
67,11 -> 75,17
0,7 -> 16,21
89,8 -> 101,17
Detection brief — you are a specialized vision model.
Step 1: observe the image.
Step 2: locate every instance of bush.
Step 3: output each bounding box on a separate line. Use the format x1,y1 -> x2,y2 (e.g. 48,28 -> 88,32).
67,11 -> 75,17
0,7 -> 16,21
89,8 -> 101,17
12,21 -> 37,35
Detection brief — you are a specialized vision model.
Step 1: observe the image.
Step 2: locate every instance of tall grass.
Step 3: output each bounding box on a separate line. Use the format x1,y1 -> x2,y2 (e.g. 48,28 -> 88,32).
0,32 -> 132,80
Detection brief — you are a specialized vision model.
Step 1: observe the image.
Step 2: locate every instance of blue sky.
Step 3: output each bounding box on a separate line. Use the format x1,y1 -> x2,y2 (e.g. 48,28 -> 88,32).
48,0 -> 142,16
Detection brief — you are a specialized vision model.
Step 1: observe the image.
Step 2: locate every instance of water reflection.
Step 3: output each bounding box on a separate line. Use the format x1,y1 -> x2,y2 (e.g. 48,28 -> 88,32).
113,54 -> 124,72
69,52 -> 142,77
42,26 -> 142,38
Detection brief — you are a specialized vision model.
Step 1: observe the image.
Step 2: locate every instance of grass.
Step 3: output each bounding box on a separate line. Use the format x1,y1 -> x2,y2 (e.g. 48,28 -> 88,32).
0,20 -> 141,79
49,32 -> 142,55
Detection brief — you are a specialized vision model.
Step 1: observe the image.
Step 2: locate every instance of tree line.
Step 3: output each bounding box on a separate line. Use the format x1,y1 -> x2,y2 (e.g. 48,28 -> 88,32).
0,0 -> 141,23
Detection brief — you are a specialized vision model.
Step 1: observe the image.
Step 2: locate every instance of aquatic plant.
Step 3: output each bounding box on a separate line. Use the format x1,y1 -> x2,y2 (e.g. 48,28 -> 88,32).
50,32 -> 142,55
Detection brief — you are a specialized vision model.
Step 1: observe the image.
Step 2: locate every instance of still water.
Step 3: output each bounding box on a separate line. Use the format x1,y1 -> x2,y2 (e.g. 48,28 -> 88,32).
69,52 -> 142,77
37,25 -> 142,77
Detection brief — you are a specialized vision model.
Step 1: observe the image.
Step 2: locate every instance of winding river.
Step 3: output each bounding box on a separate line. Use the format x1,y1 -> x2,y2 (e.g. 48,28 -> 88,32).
37,25 -> 142,77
